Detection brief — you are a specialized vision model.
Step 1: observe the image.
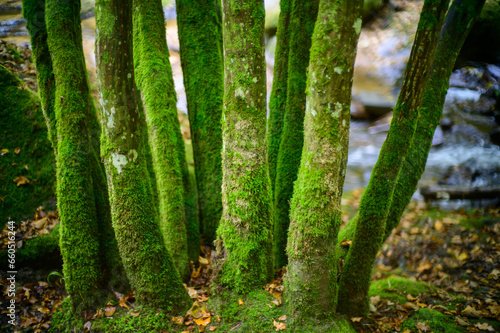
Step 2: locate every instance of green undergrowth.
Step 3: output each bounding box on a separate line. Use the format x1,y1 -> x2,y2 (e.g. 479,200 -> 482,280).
0,225 -> 61,270
401,308 -> 462,333
369,276 -> 434,304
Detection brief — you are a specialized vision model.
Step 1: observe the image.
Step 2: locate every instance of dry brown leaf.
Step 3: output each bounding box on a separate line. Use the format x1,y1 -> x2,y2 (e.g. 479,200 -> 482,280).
238,299 -> 244,306
84,321 -> 92,331
474,323 -> 494,331
340,239 -> 352,247
199,256 -> 210,265
417,262 -> 432,273
104,305 -> 116,317
129,310 -> 140,317
455,316 -> 469,326
209,327 -> 217,331
37,306 -> 50,314
371,295 -> 381,305
272,299 -> 281,306
194,316 -> 211,327
462,305 -> 482,318
415,321 -> 430,332
351,317 -> 362,323
0,148 -> 9,155
273,319 -> 286,331
14,147 -> 20,154
13,176 -> 30,186
278,315 -> 287,321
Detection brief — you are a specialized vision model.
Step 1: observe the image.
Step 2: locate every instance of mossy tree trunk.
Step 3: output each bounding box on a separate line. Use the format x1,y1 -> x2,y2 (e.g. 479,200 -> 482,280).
267,0 -> 291,195
284,0 -> 362,322
132,0 -> 193,278
24,0 -> 127,292
383,0 -> 486,239
44,0 -> 104,310
96,0 -> 191,311
214,0 -> 273,293
177,0 -> 224,245
273,0 -> 319,268
337,0 -> 450,317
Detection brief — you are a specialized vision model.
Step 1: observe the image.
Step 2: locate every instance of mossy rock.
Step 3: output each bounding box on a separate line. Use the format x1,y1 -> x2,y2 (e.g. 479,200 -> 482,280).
458,0 -> 500,64
369,276 -> 434,304
0,65 -> 56,224
401,308 -> 463,333
0,224 -> 61,270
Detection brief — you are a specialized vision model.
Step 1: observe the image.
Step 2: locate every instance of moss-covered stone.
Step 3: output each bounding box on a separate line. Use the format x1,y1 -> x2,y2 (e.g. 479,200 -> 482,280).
215,0 -> 274,294
0,65 -> 56,224
177,0 -> 223,245
369,277 -> 433,304
284,0 -> 362,322
337,0 -> 450,317
132,0 -> 192,278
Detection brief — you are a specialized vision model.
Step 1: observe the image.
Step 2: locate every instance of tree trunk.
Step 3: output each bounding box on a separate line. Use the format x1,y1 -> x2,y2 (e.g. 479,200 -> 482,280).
285,0 -> 362,322
273,0 -> 319,268
384,0 -> 486,238
267,0 -> 292,196
25,0 -> 127,292
44,0 -> 104,310
96,0 -> 191,311
337,0 -> 450,317
177,0 -> 224,245
132,0 -> 193,277
214,0 -> 273,293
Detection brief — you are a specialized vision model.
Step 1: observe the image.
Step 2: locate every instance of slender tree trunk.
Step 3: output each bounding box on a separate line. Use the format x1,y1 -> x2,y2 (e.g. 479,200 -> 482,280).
24,0 -> 127,292
177,0 -> 223,245
267,0 -> 292,195
214,0 -> 273,293
273,0 -> 319,268
285,0 -> 362,322
132,0 -> 193,277
44,0 -> 103,310
96,0 -> 191,311
337,0 -> 450,317
383,0 -> 486,239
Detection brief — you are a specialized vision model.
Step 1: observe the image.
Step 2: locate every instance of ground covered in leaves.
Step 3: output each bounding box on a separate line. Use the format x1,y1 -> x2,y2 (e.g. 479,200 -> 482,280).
1,195 -> 499,332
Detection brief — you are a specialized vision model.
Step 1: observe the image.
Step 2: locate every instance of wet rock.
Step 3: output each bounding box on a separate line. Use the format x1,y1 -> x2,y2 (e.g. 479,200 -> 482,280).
490,128 -> 500,146
350,100 -> 370,119
440,118 -> 453,131
486,64 -> 500,81
458,95 -> 496,116
432,126 -> 445,146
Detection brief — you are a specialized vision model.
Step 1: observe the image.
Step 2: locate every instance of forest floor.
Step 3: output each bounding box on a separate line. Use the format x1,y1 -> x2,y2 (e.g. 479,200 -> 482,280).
1,191 -> 499,333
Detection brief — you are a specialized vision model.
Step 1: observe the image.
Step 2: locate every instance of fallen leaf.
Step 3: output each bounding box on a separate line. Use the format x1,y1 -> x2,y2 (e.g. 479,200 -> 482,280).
417,262 -> 432,273
474,323 -> 494,331
455,316 -> 469,326
130,310 -> 140,317
194,316 -> 211,327
13,176 -> 30,186
104,304 -> 116,317
273,319 -> 286,331
371,295 -> 381,305
84,321 -> 91,331
14,147 -> 20,154
188,301 -> 202,318
415,321 -> 430,332
238,299 -> 244,306
272,299 -> 281,306
462,305 -> 482,318
38,306 -> 51,314
340,239 -> 352,247
0,149 -> 9,155
351,317 -> 362,322
278,315 -> 287,321
199,256 -> 210,265
209,327 -> 217,331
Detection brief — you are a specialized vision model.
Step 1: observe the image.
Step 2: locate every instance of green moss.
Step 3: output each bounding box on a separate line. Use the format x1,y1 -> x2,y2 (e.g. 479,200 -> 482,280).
177,0 -> 223,245
0,65 -> 56,224
273,0 -> 319,268
369,277 -> 433,304
401,308 -> 462,333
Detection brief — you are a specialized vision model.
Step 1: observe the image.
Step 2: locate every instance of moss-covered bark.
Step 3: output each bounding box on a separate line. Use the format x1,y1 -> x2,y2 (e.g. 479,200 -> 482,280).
24,0 -> 126,292
214,0 -> 273,294
96,0 -> 191,312
177,0 -> 223,245
267,0 -> 291,195
273,0 -> 319,268
132,0 -> 192,278
284,0 -> 362,322
337,0 -> 450,317
44,0 -> 104,310
384,0 -> 486,240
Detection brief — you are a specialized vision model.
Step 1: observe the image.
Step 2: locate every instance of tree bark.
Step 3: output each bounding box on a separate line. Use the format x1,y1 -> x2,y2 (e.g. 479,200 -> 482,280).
284,0 -> 362,322
177,0 -> 224,245
132,0 -> 192,278
337,0 -> 450,317
214,0 -> 273,294
44,0 -> 103,310
96,0 -> 191,311
273,0 -> 319,268
267,0 -> 291,196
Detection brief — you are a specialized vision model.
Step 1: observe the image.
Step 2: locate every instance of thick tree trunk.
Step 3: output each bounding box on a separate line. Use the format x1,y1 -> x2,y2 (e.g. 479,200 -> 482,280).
24,0 -> 127,292
44,0 -> 103,310
273,0 -> 319,268
284,0 -> 362,322
267,0 -> 291,195
96,0 -> 191,311
132,0 -> 192,278
214,0 -> 273,293
337,0 -> 450,317
177,0 -> 223,245
384,0 -> 486,238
